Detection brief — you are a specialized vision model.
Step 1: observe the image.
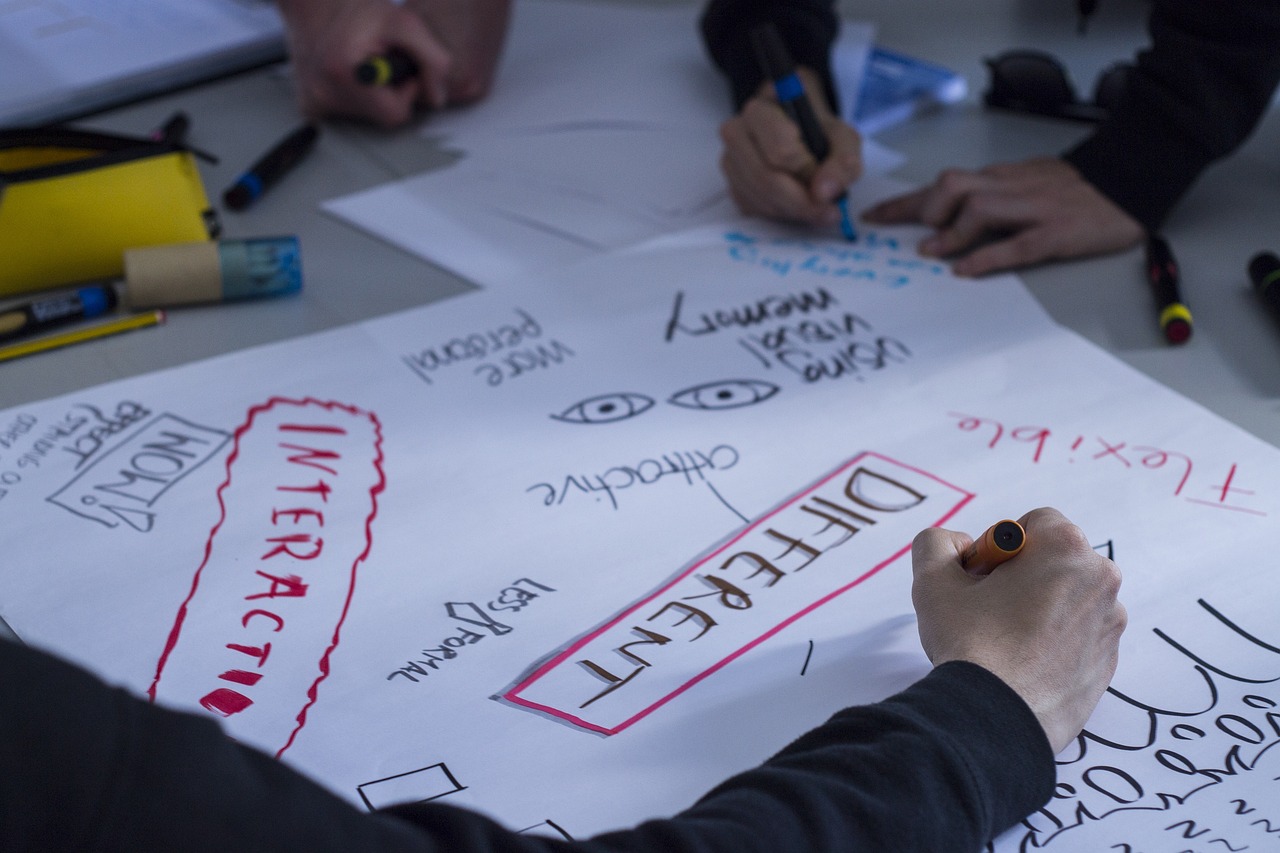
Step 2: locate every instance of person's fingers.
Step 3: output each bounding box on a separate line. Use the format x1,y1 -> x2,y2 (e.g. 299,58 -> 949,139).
917,187 -> 1044,259
911,526 -> 972,580
719,118 -> 805,219
861,187 -> 929,223
740,98 -> 816,177
810,116 -> 862,204
914,168 -> 988,229
720,113 -> 838,225
951,228 -> 1058,277
387,11 -> 453,108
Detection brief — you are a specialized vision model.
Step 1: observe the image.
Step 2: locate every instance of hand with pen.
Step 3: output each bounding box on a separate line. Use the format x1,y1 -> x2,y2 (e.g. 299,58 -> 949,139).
718,65 -> 863,232
912,507 -> 1127,754
276,0 -> 511,128
863,157 -> 1145,277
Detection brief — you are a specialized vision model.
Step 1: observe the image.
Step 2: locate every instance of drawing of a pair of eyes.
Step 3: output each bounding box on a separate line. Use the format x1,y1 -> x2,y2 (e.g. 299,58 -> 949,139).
551,379 -> 780,425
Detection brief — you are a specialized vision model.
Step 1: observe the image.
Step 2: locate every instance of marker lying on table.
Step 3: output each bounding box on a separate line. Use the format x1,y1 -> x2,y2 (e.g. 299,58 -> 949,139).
961,519 -> 1026,576
1146,235 -> 1192,345
222,124 -> 319,211
0,283 -> 117,344
750,22 -> 857,243
355,49 -> 419,86
122,237 -> 303,308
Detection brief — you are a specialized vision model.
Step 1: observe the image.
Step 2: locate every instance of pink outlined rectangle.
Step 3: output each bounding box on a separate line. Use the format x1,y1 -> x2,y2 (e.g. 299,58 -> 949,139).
500,451 -> 973,735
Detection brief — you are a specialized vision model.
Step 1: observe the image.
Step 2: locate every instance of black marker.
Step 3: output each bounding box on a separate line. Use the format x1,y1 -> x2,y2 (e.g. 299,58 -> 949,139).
1249,251 -> 1280,317
1145,235 -> 1192,345
222,123 -> 319,211
750,23 -> 856,242
0,283 -> 118,343
150,110 -> 190,145
355,49 -> 419,86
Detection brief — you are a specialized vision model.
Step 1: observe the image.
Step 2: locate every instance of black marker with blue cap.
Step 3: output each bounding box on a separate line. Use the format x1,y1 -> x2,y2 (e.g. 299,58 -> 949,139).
750,23 -> 856,242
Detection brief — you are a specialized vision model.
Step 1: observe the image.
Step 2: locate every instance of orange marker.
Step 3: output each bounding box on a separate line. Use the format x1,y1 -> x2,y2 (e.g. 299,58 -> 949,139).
961,519 -> 1026,575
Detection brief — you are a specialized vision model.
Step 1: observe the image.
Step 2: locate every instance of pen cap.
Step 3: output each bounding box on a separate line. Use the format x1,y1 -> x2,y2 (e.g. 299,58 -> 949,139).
123,237 -> 302,309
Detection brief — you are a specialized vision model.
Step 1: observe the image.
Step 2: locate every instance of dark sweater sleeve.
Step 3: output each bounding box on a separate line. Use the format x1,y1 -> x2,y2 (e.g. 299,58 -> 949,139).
0,638 -> 1052,853
1063,0 -> 1280,232
699,0 -> 840,111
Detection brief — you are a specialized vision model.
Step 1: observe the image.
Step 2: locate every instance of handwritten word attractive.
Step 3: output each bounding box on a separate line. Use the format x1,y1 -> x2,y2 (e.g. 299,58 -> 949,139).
526,445 -> 741,511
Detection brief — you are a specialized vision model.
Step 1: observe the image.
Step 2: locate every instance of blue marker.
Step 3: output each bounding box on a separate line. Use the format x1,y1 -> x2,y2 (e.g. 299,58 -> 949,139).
750,23 -> 857,242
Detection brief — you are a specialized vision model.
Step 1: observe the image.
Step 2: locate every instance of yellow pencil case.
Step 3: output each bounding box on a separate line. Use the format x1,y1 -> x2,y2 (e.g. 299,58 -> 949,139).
0,127 -> 219,298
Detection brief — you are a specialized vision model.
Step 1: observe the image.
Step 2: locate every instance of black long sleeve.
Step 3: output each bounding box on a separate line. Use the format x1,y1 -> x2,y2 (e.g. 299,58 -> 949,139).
699,0 -> 840,111
1063,0 -> 1280,231
0,638 -> 1052,852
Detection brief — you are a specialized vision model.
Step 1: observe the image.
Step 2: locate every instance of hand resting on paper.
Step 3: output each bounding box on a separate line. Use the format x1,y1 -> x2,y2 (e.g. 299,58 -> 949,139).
912,506 -> 1127,753
863,157 -> 1145,277
276,0 -> 511,127
718,67 -> 863,229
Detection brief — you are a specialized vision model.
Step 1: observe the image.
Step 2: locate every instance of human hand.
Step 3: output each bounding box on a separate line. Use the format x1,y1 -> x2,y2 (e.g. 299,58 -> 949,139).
404,0 -> 510,106
911,507 -> 1126,754
863,157 -> 1144,276
718,68 -> 862,228
278,0 -> 452,127
278,0 -> 509,127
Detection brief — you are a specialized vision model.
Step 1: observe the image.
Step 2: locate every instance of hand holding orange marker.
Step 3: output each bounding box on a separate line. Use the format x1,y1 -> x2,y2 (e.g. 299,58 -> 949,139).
961,519 -> 1026,576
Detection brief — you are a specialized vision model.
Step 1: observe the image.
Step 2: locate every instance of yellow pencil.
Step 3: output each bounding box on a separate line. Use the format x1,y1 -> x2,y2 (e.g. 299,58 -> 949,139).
0,310 -> 165,363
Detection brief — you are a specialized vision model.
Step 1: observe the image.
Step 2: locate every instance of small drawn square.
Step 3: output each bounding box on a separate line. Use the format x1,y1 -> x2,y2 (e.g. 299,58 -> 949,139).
357,762 -> 466,811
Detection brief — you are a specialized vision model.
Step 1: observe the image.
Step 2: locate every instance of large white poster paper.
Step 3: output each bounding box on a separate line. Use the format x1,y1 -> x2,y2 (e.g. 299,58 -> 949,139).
1,224 -> 1278,852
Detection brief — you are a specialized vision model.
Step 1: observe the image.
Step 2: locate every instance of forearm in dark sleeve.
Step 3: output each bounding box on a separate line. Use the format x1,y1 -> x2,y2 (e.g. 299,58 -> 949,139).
1,640 -> 1052,853
699,0 -> 840,111
1063,0 -> 1280,231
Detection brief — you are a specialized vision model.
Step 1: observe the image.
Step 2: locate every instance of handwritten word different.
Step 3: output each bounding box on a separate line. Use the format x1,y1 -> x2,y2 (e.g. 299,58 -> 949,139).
149,397 -> 385,758
387,578 -> 556,684
1016,598 -> 1280,851
949,412 -> 1268,517
526,445 -> 741,511
500,452 -> 972,735
401,308 -> 575,387
720,231 -> 946,287
46,413 -> 229,531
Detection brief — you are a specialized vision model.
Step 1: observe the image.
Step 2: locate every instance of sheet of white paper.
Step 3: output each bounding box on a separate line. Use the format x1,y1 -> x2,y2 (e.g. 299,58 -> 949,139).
323,2 -> 900,287
423,0 -> 724,143
1,223 -> 1278,851
0,0 -> 284,127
